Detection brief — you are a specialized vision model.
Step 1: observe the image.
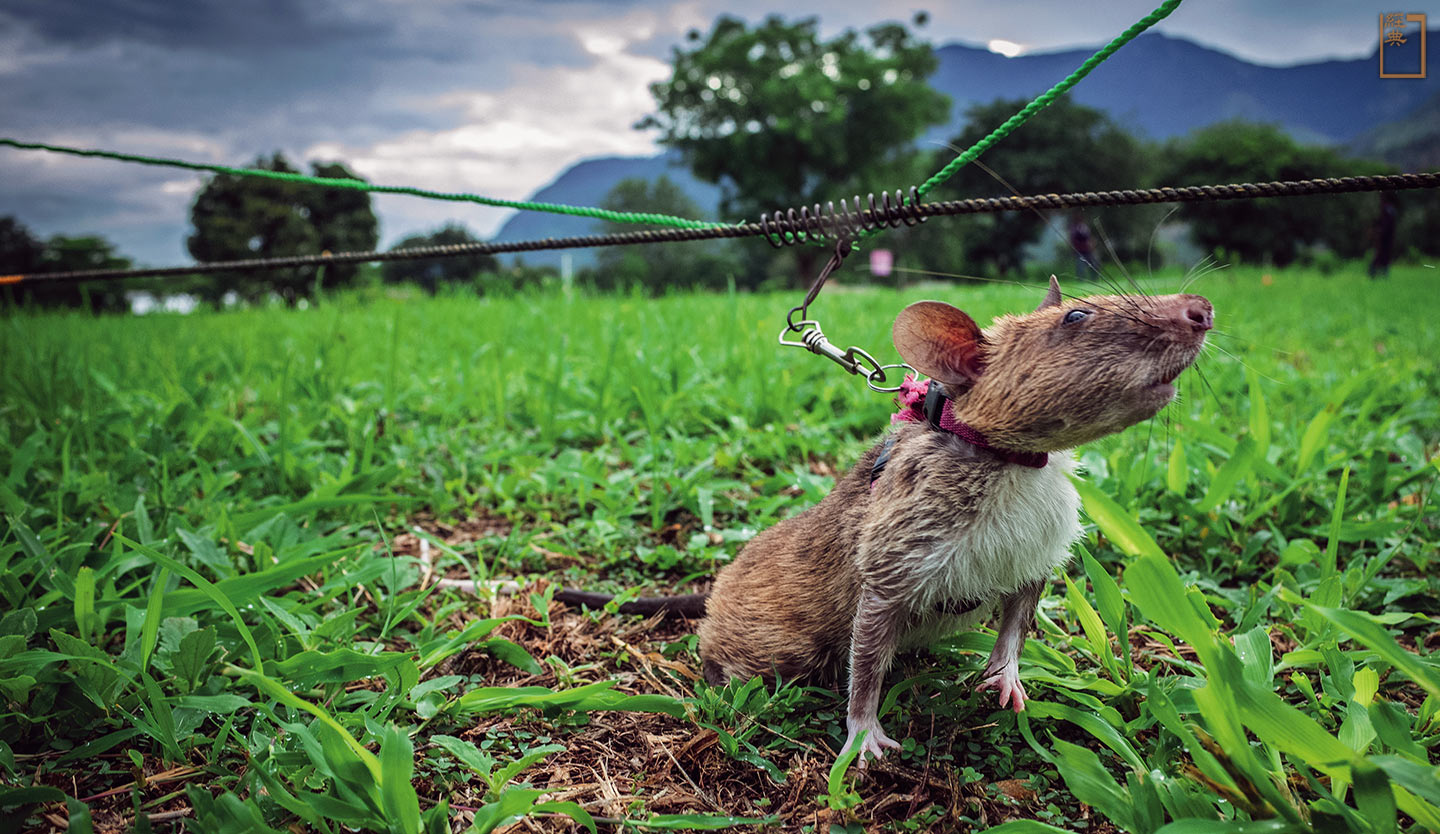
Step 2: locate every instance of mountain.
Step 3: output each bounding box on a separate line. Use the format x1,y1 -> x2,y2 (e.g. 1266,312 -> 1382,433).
924,31 -> 1437,146
493,152 -> 722,269
495,31 -> 1439,266
1350,90 -> 1440,170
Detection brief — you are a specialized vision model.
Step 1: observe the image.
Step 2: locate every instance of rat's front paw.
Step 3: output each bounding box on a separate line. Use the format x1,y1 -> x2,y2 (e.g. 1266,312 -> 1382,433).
977,662 -> 1028,713
841,718 -> 902,767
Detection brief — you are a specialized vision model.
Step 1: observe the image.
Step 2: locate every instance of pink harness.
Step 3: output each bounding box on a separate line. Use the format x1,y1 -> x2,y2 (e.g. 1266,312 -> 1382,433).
888,375 -> 1049,470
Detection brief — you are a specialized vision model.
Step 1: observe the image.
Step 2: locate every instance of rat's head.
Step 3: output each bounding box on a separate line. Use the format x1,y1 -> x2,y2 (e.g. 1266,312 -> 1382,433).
893,276 -> 1213,453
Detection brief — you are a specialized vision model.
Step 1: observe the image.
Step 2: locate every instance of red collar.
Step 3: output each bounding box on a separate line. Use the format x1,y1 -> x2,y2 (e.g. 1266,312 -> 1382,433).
892,376 -> 1048,469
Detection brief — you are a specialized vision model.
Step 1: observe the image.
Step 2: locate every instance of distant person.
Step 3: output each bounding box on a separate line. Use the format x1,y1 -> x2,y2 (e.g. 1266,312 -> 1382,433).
1369,192 -> 1398,279
1070,212 -> 1096,278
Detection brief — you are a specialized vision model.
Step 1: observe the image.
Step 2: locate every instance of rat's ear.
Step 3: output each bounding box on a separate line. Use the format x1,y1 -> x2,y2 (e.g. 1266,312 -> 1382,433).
892,301 -> 985,387
1035,275 -> 1063,312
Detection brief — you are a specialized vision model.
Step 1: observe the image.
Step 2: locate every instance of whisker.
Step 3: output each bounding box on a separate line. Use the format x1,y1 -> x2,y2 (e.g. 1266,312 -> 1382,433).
965,157 -> 1135,300
1088,217 -> 1160,325
885,266 -> 1032,290
1206,329 -> 1298,359
1181,255 -> 1229,293
1092,216 -> 1143,295
1191,363 -> 1224,410
887,267 -> 1159,331
1202,340 -> 1287,384
1147,206 -> 1181,281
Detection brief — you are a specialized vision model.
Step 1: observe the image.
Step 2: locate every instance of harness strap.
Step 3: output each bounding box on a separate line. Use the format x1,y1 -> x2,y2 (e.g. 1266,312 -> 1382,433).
922,383 -> 1048,469
869,433 -> 900,490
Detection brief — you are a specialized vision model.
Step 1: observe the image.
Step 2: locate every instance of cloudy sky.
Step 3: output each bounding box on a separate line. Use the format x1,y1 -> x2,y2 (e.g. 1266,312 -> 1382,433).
0,0 -> 1416,266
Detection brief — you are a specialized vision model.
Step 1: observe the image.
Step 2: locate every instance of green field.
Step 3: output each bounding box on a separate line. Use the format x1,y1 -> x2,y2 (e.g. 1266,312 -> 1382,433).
1,265 -> 1437,833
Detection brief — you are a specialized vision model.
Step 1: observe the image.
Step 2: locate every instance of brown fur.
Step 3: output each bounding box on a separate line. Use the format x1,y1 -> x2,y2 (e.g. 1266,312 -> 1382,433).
699,422 -> 1009,685
960,291 -> 1213,452
560,279 -> 1213,763
697,282 -> 1212,764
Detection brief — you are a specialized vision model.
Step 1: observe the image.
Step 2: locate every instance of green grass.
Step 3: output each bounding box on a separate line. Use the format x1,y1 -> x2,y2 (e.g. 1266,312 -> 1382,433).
1,265 -> 1437,832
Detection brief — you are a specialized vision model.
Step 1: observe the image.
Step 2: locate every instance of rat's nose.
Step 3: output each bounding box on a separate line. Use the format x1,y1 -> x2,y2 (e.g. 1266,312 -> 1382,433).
1179,295 -> 1213,331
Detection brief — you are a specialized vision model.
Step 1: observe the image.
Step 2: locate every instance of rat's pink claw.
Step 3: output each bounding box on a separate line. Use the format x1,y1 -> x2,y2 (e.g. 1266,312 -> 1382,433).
977,664 -> 1028,712
842,720 -> 902,767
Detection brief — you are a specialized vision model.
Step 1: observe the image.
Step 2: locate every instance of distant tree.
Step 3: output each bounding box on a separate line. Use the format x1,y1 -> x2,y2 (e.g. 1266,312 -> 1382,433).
36,236 -> 134,311
1,216 -> 45,310
593,175 -> 736,292
1160,122 -> 1390,265
896,98 -> 1157,279
639,15 -> 949,282
0,216 -> 44,276
1,219 -> 134,311
1395,190 -> 1440,259
187,153 -> 378,305
307,162 -> 380,282
382,223 -> 498,293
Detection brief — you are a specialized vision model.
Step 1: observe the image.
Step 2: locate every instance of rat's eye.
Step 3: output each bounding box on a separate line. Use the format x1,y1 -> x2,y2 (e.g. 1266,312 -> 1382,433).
1063,309 -> 1091,325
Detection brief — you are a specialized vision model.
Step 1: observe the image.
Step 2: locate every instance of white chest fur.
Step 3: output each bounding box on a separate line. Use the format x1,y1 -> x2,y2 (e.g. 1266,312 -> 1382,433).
912,453 -> 1082,611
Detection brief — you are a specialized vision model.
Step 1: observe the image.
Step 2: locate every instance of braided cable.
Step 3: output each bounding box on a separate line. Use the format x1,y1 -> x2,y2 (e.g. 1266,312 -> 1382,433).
4,172 -> 1436,284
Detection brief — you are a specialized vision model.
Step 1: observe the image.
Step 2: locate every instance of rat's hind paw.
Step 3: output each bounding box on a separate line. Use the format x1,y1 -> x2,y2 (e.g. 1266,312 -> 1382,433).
977,663 -> 1028,713
841,719 -> 902,767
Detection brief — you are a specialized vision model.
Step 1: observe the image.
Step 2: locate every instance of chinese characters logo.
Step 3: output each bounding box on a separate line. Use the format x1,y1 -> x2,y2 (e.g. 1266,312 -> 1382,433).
1380,12 -> 1427,78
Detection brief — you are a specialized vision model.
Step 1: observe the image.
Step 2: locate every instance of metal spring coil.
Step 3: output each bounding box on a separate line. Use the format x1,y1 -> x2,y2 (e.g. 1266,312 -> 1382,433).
798,326 -> 829,352
759,187 -> 926,248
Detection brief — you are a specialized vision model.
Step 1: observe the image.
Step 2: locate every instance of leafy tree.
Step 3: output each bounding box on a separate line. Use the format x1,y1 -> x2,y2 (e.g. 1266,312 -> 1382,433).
592,175 -> 737,292
1,216 -> 46,310
187,153 -> 378,305
1395,189 -> 1440,259
0,216 -> 43,276
382,223 -> 499,293
896,97 -> 1158,280
1160,122 -> 1390,266
306,162 -> 380,281
36,236 -> 135,311
639,15 -> 949,281
1,219 -> 134,311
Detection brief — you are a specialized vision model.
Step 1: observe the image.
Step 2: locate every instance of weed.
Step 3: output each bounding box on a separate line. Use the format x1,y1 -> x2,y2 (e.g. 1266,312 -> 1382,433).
0,267 -> 1436,831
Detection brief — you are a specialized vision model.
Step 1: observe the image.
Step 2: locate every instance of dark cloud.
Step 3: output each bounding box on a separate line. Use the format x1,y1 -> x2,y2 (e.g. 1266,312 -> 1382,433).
0,0 -> 608,265
1,0 -> 385,52
0,0 -> 595,144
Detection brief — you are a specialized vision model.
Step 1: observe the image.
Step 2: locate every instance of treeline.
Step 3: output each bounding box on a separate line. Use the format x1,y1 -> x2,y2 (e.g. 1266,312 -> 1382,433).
584,105 -> 1439,295
613,14 -> 1440,292
5,12 -> 1436,310
0,219 -> 137,311
4,108 -> 1429,312
0,154 -> 541,311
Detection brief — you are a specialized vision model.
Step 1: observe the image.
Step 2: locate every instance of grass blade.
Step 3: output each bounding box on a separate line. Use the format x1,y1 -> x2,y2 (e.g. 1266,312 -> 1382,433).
1304,605 -> 1440,699
72,567 -> 96,642
115,534 -> 262,670
1322,466 -> 1349,578
1197,436 -> 1257,512
1166,437 -> 1188,496
1071,477 -> 1165,559
379,725 -> 421,834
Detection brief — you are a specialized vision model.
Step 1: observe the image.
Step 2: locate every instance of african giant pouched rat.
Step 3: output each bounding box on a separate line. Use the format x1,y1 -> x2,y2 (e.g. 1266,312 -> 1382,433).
556,276 -> 1213,763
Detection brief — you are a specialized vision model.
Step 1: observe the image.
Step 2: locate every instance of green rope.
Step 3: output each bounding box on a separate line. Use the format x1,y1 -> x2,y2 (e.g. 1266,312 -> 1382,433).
0,137 -> 725,231
915,0 -> 1183,201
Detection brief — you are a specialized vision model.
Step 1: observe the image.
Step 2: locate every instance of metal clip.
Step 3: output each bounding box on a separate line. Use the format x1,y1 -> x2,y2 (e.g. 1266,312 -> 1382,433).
776,235 -> 919,393
785,238 -> 852,333
778,319 -> 858,374
777,319 -> 917,393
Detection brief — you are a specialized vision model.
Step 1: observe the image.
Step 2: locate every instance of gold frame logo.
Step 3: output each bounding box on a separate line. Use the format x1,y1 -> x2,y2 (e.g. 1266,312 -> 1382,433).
1380,12 -> 1427,78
